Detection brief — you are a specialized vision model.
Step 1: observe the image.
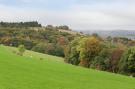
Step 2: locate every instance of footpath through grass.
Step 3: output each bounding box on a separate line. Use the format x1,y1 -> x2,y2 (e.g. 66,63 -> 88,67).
0,45 -> 135,89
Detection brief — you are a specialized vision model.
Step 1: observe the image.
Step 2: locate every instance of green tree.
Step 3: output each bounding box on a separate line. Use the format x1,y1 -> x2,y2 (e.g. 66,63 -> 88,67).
57,25 -> 70,30
46,25 -> 54,30
119,47 -> 135,76
32,43 -> 47,53
92,49 -> 111,70
54,44 -> 64,57
64,37 -> 81,65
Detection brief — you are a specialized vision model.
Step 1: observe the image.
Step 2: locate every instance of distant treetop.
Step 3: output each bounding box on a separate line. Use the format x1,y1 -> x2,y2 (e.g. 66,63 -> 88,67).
45,25 -> 71,31
0,21 -> 42,27
56,25 -> 71,30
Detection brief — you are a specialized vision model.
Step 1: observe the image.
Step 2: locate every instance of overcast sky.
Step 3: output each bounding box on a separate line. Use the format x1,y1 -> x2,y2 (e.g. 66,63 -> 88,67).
0,0 -> 135,30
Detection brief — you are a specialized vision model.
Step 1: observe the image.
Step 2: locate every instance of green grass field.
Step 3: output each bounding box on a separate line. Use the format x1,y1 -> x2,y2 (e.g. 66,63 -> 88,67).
0,45 -> 135,89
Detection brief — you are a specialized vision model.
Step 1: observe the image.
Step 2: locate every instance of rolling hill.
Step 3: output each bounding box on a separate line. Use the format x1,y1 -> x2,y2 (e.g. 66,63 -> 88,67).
81,30 -> 135,40
0,45 -> 135,89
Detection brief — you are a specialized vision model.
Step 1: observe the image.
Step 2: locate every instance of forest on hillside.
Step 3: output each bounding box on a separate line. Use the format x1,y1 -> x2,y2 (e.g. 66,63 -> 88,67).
0,22 -> 135,77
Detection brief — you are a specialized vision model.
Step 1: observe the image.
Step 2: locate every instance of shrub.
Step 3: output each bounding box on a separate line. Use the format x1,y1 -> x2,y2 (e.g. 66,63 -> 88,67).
18,45 -> 26,56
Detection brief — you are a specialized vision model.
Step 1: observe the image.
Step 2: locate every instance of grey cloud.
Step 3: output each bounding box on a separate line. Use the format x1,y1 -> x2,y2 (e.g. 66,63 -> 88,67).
0,1 -> 135,30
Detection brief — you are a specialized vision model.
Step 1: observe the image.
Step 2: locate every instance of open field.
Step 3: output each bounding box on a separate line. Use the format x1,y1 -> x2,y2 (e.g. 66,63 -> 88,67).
0,45 -> 135,89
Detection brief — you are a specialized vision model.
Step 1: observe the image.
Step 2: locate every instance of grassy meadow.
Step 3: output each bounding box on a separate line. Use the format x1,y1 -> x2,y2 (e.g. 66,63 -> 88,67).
0,45 -> 135,89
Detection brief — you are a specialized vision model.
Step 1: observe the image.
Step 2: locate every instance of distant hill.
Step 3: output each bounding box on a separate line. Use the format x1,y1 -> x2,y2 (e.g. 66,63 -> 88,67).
58,29 -> 83,35
80,30 -> 135,40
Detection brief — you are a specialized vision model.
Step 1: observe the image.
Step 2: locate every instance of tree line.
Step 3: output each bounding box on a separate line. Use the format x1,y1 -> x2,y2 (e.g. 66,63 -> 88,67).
0,26 -> 75,57
64,35 -> 135,77
0,21 -> 42,27
0,23 -> 135,77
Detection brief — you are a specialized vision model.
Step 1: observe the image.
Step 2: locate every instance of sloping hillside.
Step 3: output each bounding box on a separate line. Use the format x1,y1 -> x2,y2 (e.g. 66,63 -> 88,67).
0,45 -> 134,89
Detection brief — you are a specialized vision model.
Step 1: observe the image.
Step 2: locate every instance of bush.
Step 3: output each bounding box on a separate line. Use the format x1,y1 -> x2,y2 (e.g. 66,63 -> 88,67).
32,43 -> 47,53
18,45 -> 26,56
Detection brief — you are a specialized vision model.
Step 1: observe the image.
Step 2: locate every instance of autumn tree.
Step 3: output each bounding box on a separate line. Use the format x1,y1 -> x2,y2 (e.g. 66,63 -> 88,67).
110,48 -> 124,73
77,37 -> 102,67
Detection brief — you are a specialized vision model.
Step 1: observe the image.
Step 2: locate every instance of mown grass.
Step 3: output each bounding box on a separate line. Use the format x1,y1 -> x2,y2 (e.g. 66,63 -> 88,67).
0,45 -> 135,89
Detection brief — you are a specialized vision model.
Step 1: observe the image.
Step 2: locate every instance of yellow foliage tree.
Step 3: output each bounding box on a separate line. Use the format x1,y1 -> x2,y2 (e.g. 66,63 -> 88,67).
77,37 -> 101,67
